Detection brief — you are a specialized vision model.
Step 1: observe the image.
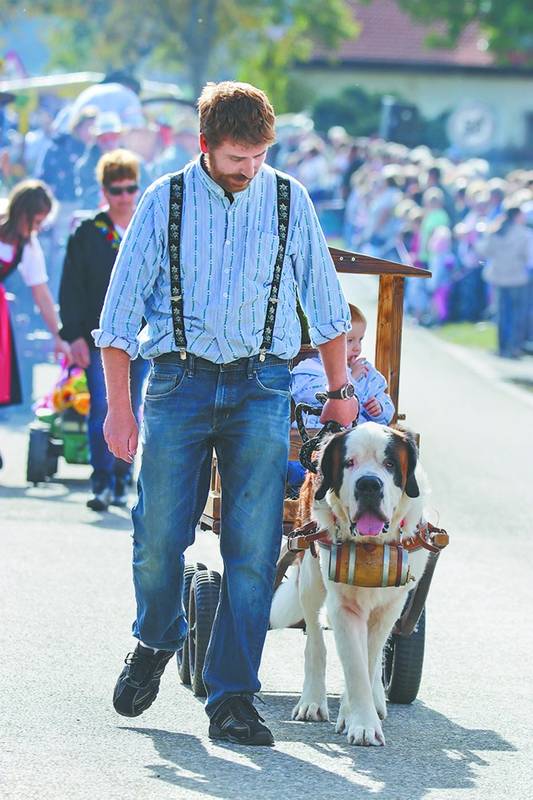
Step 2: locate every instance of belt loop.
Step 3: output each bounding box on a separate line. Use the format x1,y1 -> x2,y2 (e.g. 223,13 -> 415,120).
186,352 -> 195,377
247,356 -> 255,379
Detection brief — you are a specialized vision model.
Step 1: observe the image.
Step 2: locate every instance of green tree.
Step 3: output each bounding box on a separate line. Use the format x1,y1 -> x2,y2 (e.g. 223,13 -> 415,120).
0,0 -> 356,108
394,0 -> 533,64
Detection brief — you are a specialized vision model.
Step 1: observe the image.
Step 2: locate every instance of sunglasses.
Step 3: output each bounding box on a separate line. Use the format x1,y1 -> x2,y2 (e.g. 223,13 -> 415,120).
107,184 -> 139,196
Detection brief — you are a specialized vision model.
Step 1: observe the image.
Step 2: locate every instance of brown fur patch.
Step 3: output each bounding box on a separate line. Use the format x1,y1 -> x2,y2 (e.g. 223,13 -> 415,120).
296,471 -> 317,528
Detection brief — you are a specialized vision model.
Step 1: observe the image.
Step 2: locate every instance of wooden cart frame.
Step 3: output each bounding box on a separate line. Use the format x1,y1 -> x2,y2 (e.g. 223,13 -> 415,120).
200,247 -> 430,535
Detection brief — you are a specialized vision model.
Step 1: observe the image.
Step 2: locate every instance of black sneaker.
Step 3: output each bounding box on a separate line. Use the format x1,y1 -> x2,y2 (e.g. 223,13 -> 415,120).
209,696 -> 274,746
113,644 -> 174,717
87,487 -> 113,511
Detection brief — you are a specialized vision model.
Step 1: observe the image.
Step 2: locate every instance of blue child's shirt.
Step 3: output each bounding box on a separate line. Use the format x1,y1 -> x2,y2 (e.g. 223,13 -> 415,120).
291,355 -> 395,426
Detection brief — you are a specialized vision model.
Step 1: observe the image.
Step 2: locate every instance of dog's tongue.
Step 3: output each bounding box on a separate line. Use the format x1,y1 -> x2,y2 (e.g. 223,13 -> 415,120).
357,513 -> 385,536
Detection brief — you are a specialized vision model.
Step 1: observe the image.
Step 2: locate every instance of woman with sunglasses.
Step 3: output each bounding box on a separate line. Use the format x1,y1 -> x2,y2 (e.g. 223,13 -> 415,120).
1,179 -> 71,469
59,149 -> 148,510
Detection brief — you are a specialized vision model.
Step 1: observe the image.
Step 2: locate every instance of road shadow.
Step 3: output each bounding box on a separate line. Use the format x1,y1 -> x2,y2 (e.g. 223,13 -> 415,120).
0,479 -> 133,530
121,693 -> 515,800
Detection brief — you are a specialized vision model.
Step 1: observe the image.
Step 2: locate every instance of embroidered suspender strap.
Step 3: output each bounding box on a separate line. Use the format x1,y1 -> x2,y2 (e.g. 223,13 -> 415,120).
259,173 -> 291,361
168,173 -> 187,359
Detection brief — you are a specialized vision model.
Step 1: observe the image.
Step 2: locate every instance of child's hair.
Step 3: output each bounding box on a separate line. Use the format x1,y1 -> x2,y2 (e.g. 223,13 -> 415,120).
348,304 -> 367,326
96,148 -> 140,188
0,179 -> 54,242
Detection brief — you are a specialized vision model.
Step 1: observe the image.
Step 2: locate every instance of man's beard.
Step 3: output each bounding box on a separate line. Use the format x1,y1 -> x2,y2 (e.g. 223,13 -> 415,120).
205,156 -> 252,193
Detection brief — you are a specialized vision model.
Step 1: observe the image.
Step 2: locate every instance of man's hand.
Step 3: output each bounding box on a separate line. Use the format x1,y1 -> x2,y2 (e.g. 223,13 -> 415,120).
70,337 -> 91,368
53,335 -> 72,365
363,396 -> 382,418
320,396 -> 359,427
349,357 -> 368,381
103,409 -> 139,464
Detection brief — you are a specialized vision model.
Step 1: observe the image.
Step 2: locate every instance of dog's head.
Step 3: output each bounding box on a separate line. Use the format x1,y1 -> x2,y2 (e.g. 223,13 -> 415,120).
314,422 -> 424,541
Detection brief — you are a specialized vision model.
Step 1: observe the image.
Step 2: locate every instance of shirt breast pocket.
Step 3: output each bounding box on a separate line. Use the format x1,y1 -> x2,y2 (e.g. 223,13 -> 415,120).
246,230 -> 281,287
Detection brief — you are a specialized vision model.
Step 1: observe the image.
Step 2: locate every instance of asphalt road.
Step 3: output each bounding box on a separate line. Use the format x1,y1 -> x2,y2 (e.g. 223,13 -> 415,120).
1,277 -> 533,799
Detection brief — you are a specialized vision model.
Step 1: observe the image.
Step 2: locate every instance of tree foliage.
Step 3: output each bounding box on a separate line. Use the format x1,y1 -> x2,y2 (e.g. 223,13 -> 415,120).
0,0 -> 356,109
395,0 -> 533,64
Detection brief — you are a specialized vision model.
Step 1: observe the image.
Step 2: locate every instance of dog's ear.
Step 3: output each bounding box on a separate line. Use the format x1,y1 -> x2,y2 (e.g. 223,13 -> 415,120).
401,431 -> 420,498
315,432 -> 346,501
388,429 -> 420,498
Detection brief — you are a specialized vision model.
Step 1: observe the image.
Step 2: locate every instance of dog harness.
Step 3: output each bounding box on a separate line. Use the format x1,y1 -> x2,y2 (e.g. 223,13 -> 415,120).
286,520 -> 449,589
168,170 -> 291,361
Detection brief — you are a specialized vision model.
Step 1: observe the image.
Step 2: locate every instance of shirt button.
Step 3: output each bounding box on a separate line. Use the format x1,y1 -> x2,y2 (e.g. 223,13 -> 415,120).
224,269 -> 229,274
223,293 -> 229,299
225,240 -> 231,246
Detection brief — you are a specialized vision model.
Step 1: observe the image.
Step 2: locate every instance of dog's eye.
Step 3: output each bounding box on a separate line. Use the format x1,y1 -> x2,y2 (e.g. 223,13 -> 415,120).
383,458 -> 395,470
344,457 -> 356,469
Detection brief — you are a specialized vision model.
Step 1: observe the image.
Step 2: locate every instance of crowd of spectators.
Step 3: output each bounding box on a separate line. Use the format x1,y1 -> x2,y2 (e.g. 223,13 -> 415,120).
272,130 -> 533,358
1,78 -> 532,359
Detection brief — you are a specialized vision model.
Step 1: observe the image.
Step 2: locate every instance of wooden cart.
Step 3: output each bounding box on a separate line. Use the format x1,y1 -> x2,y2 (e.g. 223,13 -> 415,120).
199,249 -> 430,534
178,247 -> 434,702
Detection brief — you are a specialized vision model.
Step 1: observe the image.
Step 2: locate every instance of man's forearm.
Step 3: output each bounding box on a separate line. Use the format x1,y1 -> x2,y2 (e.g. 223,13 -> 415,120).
317,334 -> 348,391
101,347 -> 132,412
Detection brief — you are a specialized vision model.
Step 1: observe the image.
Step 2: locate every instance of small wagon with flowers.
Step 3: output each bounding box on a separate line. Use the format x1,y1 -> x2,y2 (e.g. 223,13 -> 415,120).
26,364 -> 90,485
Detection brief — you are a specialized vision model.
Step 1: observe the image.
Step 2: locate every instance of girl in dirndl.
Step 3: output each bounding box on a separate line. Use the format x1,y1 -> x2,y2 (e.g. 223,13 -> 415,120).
0,180 -> 71,465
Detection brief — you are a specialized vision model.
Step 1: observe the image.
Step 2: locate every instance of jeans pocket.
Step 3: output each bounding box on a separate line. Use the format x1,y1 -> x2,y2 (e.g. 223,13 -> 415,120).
253,363 -> 291,397
146,365 -> 186,399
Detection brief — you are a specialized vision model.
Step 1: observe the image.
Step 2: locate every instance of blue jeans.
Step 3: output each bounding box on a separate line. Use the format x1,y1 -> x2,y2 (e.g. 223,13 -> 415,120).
497,286 -> 527,356
85,348 -> 148,491
131,352 -> 291,715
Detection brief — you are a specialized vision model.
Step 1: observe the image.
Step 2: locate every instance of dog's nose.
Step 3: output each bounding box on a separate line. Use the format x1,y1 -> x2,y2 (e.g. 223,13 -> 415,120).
355,475 -> 384,498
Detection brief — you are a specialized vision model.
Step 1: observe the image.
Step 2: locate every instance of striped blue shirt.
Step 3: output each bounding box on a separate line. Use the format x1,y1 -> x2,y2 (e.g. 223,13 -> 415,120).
93,157 -> 350,362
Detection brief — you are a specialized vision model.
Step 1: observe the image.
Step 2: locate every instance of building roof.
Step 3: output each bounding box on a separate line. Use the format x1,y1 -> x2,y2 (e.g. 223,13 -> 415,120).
310,0 -> 495,69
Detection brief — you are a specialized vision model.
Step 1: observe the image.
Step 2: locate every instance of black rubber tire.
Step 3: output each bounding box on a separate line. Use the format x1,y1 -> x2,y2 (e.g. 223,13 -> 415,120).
383,606 -> 426,704
26,425 -> 50,485
188,569 -> 221,698
176,562 -> 207,685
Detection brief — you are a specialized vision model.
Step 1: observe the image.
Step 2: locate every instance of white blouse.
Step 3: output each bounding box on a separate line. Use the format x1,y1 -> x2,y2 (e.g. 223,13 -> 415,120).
0,234 -> 48,287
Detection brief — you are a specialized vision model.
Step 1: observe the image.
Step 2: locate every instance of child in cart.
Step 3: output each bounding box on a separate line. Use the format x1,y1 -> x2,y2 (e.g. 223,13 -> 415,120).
287,303 -> 395,491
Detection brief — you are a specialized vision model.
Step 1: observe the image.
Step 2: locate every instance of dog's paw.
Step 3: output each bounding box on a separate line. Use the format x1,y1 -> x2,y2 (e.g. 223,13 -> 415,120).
292,697 -> 330,722
344,713 -> 385,746
372,677 -> 387,720
335,693 -> 349,733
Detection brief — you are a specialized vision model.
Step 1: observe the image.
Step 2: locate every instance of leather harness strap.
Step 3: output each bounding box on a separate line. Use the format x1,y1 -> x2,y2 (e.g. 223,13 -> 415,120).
286,519 -> 449,557
286,520 -> 331,558
400,521 -> 449,553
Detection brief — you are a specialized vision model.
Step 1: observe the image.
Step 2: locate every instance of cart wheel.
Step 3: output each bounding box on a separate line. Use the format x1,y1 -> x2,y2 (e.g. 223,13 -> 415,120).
26,425 -> 50,485
188,569 -> 221,697
46,439 -> 62,478
383,606 -> 425,704
176,562 -> 207,685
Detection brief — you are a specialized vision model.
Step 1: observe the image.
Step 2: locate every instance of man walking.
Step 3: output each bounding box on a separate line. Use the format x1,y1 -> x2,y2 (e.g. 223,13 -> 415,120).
94,81 -> 358,746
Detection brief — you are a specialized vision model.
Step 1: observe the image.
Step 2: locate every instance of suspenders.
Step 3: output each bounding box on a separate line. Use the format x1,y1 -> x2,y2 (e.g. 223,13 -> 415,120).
168,171 -> 291,361
168,174 -> 187,358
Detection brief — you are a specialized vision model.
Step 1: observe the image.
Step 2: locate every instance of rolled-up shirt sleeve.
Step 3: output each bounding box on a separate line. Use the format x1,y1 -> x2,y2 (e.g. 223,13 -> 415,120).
291,187 -> 350,346
92,182 -> 164,358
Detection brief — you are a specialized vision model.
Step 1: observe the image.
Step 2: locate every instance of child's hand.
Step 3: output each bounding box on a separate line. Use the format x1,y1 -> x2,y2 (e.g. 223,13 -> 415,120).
364,396 -> 382,417
349,357 -> 369,381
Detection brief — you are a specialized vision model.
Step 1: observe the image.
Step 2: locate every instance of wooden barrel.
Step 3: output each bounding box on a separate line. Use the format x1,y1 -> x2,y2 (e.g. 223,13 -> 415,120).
323,542 -> 412,588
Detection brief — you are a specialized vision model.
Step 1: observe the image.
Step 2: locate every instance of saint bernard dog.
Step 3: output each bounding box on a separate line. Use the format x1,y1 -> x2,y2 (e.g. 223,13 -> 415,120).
270,422 -> 430,746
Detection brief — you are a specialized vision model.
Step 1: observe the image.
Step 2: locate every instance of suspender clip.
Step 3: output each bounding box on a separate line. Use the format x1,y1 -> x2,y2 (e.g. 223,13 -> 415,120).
258,349 -> 266,362
179,349 -> 187,360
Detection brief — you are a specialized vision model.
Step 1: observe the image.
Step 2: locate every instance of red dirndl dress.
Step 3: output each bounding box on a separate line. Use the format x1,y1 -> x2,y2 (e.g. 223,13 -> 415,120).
0,243 -> 23,407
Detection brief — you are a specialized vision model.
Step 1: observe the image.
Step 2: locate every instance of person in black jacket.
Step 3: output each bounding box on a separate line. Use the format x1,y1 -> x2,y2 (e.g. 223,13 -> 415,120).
59,149 -> 148,510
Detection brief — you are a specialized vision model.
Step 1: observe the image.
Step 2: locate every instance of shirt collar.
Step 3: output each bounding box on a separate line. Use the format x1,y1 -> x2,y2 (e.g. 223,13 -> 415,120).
193,155 -> 255,206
